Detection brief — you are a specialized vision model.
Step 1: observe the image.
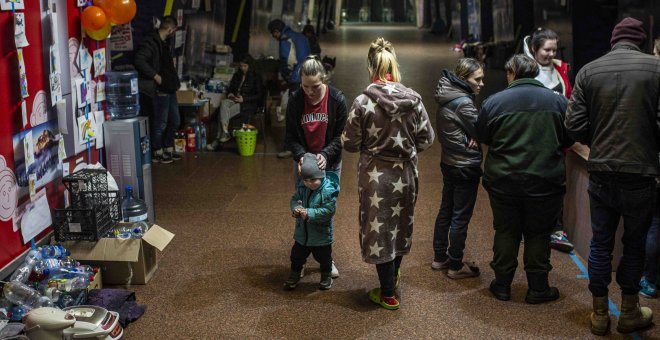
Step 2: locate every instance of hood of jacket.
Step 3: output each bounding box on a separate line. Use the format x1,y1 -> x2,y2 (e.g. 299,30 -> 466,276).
363,82 -> 421,116
435,69 -> 474,106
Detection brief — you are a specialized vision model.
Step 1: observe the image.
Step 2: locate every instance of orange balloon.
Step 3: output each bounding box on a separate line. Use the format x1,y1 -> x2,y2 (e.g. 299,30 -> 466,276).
81,6 -> 108,31
85,21 -> 111,41
108,0 -> 136,25
93,0 -> 113,13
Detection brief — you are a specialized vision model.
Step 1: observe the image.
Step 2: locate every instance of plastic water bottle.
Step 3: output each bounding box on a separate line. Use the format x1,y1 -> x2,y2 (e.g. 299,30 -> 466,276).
121,186 -> 148,222
200,124 -> 207,150
40,245 -> 71,259
9,249 -> 42,283
106,70 -> 140,119
2,281 -> 53,310
195,123 -> 202,151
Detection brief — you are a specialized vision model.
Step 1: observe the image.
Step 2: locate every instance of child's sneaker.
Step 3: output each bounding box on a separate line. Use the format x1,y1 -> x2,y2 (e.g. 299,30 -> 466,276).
447,261 -> 480,279
368,288 -> 400,310
283,270 -> 301,291
550,231 -> 574,253
319,272 -> 332,290
640,278 -> 657,298
165,147 -> 181,161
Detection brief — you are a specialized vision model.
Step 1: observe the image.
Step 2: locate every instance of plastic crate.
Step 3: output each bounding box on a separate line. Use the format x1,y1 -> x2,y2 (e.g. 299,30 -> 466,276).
54,191 -> 120,242
53,169 -> 121,241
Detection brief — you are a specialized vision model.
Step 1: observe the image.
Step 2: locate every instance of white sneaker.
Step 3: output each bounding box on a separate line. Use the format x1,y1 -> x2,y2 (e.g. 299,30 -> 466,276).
331,261 -> 339,278
219,133 -> 232,143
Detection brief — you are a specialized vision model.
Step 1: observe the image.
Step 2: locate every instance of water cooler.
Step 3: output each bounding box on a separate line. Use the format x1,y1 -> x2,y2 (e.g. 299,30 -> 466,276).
103,117 -> 155,223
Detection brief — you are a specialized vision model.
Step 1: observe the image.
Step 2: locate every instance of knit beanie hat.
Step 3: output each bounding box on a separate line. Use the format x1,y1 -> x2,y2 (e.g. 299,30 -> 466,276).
300,153 -> 325,180
611,17 -> 647,47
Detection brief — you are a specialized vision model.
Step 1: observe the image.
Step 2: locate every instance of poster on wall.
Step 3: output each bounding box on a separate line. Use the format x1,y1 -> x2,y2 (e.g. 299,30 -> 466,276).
109,24 -> 133,51
14,12 -> 29,48
11,120 -> 62,199
0,0 -> 24,11
17,48 -> 28,98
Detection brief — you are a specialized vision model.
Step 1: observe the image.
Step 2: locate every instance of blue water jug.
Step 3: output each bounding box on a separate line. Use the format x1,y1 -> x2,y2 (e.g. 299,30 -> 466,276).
106,70 -> 140,119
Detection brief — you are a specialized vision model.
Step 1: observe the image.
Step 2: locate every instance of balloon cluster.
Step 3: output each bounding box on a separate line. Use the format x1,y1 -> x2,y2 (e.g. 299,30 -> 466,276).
81,0 -> 137,41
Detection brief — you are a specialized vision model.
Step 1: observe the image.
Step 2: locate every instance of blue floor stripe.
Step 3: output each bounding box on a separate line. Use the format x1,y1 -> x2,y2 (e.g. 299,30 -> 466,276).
569,252 -> 641,339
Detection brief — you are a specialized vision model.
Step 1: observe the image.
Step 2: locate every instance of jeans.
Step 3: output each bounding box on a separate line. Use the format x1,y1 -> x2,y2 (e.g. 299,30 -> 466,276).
644,209 -> 660,284
151,93 -> 181,151
489,192 -> 562,276
376,256 -> 403,297
217,99 -> 241,137
290,242 -> 332,273
587,174 -> 655,297
433,163 -> 480,270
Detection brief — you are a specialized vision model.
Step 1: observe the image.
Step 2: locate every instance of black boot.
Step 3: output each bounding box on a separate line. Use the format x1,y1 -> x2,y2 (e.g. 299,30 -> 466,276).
525,271 -> 559,304
489,272 -> 514,301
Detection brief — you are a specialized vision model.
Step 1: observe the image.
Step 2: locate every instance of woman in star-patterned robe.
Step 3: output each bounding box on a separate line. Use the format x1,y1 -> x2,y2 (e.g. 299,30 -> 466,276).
342,38 -> 435,309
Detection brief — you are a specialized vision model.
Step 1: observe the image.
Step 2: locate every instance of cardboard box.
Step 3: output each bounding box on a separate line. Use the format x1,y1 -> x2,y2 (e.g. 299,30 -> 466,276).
176,90 -> 197,104
61,224 -> 174,285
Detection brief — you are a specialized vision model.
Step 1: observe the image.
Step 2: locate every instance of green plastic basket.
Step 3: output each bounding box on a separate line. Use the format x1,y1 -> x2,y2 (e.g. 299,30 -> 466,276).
234,129 -> 258,156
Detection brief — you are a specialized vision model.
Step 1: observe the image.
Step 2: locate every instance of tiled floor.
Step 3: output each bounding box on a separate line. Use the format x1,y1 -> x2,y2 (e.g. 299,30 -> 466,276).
123,26 -> 659,339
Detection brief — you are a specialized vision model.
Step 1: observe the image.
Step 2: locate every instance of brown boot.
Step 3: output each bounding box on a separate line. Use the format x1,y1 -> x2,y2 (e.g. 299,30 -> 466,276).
617,293 -> 653,334
590,296 -> 610,336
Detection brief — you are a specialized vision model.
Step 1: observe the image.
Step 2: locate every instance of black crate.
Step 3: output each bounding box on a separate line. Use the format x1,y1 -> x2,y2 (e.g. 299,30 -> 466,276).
53,191 -> 120,242
54,168 -> 121,242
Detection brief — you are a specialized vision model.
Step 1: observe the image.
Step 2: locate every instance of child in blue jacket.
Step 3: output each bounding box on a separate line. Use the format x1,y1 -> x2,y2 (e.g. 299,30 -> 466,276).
284,153 -> 339,290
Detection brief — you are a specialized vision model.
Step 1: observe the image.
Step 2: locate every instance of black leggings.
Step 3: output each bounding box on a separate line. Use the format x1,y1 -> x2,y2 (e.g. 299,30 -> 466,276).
376,256 -> 403,297
290,242 -> 332,273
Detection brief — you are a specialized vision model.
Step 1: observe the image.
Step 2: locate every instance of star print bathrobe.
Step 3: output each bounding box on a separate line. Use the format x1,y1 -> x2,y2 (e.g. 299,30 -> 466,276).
342,82 -> 435,264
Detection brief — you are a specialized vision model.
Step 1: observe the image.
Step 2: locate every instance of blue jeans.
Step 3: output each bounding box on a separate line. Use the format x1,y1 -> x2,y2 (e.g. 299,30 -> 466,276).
433,163 -> 480,269
587,173 -> 655,297
643,189 -> 660,284
151,93 -> 181,151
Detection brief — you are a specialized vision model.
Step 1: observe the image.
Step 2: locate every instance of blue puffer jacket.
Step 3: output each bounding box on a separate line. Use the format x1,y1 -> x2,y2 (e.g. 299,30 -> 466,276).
290,172 -> 339,246
279,26 -> 311,85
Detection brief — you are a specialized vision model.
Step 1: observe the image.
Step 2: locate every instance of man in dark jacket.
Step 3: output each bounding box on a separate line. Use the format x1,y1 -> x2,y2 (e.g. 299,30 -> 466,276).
476,54 -> 572,305
565,17 -> 660,335
206,54 -> 263,150
134,16 -> 181,164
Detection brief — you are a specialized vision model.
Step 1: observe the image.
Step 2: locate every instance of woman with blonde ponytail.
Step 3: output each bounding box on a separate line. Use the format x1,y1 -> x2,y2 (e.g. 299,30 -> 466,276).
342,38 -> 435,310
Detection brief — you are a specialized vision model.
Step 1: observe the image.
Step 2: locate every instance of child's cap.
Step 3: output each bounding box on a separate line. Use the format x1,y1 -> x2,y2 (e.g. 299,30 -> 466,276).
300,153 -> 325,180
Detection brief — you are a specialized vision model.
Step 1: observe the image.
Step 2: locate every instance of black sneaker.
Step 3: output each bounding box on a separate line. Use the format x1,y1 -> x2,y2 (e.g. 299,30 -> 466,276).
283,270 -> 301,291
153,152 -> 173,164
525,287 -> 560,304
319,272 -> 333,290
168,152 -> 182,161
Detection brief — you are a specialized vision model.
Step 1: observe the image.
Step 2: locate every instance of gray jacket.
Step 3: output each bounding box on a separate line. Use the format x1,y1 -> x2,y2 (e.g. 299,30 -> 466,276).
434,70 -> 482,168
565,42 -> 660,175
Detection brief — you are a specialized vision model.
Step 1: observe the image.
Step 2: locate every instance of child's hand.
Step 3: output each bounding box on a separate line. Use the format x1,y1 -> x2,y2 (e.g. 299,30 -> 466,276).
299,208 -> 308,220
292,208 -> 301,218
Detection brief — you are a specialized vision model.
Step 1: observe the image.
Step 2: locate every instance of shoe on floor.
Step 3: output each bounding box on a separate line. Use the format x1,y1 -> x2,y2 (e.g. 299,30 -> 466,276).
550,230 -> 574,253
447,261 -> 480,279
283,270 -> 301,291
165,147 -> 181,161
277,150 -> 292,158
219,133 -> 232,143
431,259 -> 450,271
640,278 -> 658,298
319,272 -> 332,290
368,288 -> 400,310
331,261 -> 339,278
489,280 -> 511,301
206,140 -> 220,151
525,287 -> 560,304
152,151 -> 173,164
